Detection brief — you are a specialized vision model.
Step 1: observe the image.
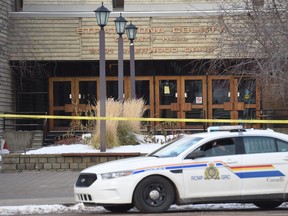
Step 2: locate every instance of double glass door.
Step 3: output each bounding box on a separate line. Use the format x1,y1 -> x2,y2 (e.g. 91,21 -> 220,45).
49,78 -> 97,130
155,76 -> 207,129
155,76 -> 260,129
208,76 -> 260,127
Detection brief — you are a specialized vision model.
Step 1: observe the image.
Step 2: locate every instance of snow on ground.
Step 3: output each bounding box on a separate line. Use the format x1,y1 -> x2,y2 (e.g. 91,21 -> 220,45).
23,134 -> 170,155
23,133 -> 179,155
1,134 -> 288,215
23,143 -> 162,155
1,203 -> 288,215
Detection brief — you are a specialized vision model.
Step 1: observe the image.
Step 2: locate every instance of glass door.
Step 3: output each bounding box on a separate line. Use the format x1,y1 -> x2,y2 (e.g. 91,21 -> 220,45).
180,76 -> 207,129
236,77 -> 260,128
75,78 -> 97,129
155,77 -> 180,118
135,77 -> 155,129
49,78 -> 74,130
208,76 -> 235,125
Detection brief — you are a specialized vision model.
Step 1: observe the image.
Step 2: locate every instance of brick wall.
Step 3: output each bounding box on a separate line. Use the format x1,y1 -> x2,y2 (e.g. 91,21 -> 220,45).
2,153 -> 142,172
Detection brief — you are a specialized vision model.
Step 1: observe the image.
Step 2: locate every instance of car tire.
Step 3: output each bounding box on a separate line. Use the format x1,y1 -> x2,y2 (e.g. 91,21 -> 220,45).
133,176 -> 174,213
103,204 -> 134,213
253,201 -> 283,209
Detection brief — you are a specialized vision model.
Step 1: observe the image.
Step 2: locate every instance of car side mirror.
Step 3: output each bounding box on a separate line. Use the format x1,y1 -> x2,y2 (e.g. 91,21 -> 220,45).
185,150 -> 205,159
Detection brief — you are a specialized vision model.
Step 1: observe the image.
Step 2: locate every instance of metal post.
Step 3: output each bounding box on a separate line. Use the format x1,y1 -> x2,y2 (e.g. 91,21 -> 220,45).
130,41 -> 136,99
99,27 -> 106,152
118,35 -> 124,100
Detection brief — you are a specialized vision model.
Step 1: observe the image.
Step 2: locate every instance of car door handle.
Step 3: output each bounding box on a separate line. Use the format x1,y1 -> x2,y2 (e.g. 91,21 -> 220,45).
226,159 -> 238,164
283,156 -> 288,161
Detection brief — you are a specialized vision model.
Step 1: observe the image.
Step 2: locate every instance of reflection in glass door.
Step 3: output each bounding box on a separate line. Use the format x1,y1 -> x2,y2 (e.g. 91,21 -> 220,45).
237,77 -> 260,128
77,79 -> 97,128
49,78 -> 73,130
181,77 -> 207,129
209,77 -> 233,124
156,77 -> 179,120
135,77 -> 154,128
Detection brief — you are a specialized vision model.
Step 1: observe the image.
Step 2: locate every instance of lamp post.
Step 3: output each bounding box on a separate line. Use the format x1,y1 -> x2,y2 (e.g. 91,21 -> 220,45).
94,2 -> 110,152
125,21 -> 138,99
114,13 -> 127,101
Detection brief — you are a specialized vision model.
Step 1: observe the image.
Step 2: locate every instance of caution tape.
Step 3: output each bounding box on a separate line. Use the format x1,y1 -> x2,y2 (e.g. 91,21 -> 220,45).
0,113 -> 288,124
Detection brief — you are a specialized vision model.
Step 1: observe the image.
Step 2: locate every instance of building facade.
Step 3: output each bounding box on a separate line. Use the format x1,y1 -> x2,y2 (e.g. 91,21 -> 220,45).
2,0 -> 285,133
0,1 -> 14,132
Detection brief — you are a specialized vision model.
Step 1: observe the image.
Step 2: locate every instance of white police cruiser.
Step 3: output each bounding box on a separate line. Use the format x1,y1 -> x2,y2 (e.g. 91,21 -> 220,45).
74,126 -> 288,213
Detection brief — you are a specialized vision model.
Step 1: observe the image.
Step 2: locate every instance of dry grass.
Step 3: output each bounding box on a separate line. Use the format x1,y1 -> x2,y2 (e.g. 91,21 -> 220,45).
91,98 -> 146,149
121,98 -> 146,133
91,98 -> 122,149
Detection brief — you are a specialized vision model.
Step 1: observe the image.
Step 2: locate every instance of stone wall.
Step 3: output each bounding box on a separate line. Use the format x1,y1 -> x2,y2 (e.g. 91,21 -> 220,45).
2,152 -> 142,172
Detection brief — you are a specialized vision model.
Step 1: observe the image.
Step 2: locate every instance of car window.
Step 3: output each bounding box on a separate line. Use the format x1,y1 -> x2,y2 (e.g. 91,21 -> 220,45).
197,138 -> 236,157
276,139 -> 288,152
243,137 -> 277,154
148,136 -> 203,158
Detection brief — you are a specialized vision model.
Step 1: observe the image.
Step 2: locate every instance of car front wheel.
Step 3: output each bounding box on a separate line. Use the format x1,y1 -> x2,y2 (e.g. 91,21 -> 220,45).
253,201 -> 283,209
133,176 -> 174,213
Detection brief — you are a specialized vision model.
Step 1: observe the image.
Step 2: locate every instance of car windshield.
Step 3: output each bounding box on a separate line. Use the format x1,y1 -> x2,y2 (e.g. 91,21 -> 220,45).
148,136 -> 203,158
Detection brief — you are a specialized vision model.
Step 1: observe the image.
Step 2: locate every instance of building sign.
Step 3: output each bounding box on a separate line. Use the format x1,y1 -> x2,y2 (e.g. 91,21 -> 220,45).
76,25 -> 224,57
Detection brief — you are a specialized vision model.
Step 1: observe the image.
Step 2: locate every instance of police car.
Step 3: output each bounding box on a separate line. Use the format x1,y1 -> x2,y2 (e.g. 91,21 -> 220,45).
74,126 -> 288,213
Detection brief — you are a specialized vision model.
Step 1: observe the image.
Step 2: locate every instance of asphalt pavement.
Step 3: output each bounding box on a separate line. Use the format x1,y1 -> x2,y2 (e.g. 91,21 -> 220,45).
0,170 -> 80,206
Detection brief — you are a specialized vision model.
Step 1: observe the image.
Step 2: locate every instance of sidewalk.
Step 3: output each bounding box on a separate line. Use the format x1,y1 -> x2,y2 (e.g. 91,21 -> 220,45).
0,171 -> 80,206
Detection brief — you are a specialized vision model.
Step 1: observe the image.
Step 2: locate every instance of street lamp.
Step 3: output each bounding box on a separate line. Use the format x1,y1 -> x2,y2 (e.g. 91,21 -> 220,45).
114,13 -> 127,101
94,2 -> 110,152
125,21 -> 138,99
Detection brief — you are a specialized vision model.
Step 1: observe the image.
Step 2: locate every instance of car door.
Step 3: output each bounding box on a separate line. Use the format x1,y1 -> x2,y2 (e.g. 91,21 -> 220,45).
240,136 -> 288,197
183,137 -> 242,200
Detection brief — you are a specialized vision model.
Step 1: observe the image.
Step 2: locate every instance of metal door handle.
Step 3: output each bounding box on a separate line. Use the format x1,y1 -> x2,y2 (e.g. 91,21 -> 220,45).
226,160 -> 238,164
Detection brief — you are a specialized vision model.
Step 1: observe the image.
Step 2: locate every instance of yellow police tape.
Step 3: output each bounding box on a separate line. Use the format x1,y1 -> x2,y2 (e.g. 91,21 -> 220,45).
0,113 -> 288,124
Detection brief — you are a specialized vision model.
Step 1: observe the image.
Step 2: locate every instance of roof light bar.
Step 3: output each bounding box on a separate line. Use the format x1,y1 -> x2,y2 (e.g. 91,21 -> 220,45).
207,125 -> 244,132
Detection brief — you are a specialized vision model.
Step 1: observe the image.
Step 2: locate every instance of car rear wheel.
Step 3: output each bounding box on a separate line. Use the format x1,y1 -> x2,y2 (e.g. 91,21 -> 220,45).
253,201 -> 283,209
133,176 -> 174,213
103,204 -> 134,213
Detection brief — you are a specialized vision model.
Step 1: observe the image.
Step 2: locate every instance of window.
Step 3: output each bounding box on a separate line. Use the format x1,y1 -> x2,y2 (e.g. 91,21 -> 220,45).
243,137 -> 277,154
15,0 -> 23,12
112,0 -> 124,10
276,139 -> 288,152
199,138 -> 236,157
149,137 -> 202,158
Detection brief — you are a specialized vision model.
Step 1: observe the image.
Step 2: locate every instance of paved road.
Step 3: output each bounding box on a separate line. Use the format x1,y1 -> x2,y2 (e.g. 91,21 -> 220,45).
1,170 -> 288,216
0,171 -> 79,206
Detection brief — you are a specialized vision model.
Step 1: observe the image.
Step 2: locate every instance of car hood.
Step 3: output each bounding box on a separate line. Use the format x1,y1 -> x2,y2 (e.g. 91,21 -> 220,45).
81,156 -> 180,174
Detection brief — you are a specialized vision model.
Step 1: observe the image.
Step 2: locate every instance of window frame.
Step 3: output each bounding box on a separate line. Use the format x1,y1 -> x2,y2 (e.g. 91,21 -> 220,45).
112,0 -> 124,10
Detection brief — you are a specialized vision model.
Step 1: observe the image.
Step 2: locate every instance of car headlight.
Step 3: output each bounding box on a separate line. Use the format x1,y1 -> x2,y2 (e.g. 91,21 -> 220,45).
101,170 -> 133,180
